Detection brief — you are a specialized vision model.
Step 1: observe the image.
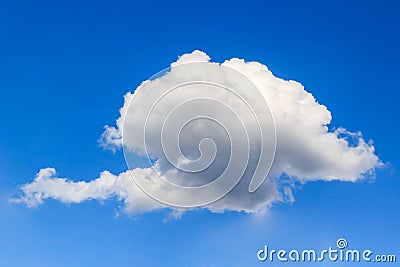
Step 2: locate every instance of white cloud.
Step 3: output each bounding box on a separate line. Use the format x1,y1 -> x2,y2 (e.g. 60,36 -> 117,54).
11,167 -> 163,214
13,50 -> 382,215
11,167 -> 285,214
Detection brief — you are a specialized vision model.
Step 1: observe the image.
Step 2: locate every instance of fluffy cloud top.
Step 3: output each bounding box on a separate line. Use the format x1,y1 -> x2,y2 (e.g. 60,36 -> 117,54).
13,50 -> 381,215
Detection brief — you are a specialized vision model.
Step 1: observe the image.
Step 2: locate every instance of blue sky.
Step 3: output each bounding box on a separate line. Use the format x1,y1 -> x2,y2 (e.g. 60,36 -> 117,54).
0,0 -> 399,266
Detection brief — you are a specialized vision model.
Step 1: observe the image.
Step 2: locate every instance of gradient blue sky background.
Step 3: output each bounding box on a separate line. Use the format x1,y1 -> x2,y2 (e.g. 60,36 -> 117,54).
0,0 -> 399,266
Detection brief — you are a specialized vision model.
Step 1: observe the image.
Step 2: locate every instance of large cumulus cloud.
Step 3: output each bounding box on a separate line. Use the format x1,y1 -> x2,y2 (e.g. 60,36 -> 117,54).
12,50 -> 381,215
